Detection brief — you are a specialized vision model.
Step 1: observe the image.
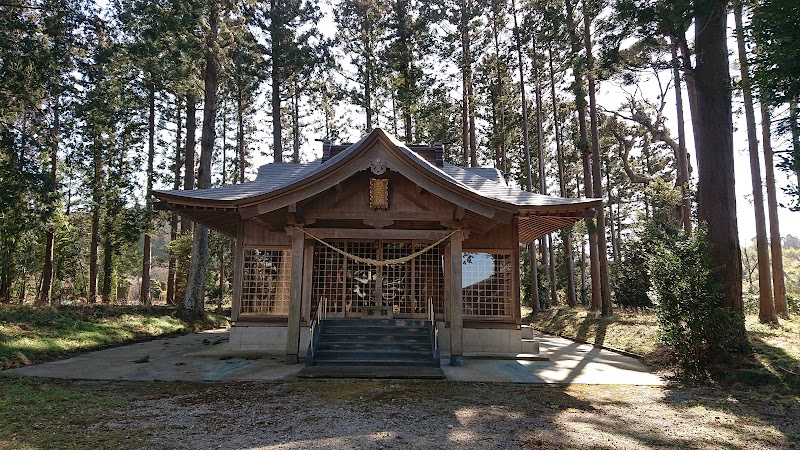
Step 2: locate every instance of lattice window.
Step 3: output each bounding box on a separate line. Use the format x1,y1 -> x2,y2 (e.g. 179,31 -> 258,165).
414,243 -> 444,316
462,252 -> 512,318
344,241 -> 377,312
240,248 -> 292,316
311,241 -> 345,315
383,242 -> 411,314
310,240 -> 444,318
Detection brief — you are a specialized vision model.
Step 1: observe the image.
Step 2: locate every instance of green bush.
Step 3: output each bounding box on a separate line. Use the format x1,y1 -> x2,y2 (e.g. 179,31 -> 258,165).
650,226 -> 746,380
612,243 -> 652,309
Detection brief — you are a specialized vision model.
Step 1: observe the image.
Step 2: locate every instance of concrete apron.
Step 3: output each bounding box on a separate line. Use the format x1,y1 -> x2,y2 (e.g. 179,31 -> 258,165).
10,329 -> 663,385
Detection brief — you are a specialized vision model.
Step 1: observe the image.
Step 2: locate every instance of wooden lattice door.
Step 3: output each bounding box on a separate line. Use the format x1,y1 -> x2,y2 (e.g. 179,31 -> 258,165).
310,239 -> 444,319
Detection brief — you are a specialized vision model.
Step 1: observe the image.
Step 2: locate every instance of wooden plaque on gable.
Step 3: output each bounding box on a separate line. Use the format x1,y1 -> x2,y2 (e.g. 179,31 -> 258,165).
369,178 -> 389,210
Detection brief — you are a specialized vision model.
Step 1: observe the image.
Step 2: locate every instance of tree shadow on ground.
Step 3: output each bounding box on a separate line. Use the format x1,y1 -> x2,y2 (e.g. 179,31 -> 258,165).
64,378 -> 798,449
7,376 -> 800,449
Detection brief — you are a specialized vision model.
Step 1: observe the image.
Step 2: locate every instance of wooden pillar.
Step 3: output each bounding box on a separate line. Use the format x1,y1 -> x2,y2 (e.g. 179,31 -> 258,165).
285,228 -> 305,364
449,230 -> 464,366
231,221 -> 244,322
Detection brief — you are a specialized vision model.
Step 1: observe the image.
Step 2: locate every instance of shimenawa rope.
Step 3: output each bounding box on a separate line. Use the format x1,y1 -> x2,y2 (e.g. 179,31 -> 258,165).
291,227 -> 459,267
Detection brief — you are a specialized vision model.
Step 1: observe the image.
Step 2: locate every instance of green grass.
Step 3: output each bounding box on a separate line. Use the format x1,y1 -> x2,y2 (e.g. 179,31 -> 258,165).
0,304 -> 227,369
0,374 -> 141,449
528,305 -> 800,387
526,305 -> 660,356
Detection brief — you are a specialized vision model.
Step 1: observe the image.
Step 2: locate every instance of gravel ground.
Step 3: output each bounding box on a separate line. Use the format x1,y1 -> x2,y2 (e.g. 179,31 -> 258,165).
96,380 -> 800,449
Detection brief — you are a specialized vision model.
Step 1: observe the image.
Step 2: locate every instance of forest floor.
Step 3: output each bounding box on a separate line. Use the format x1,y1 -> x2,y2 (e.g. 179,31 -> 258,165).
527,305 -> 800,388
1,374 -> 799,449
0,304 -> 228,369
2,305 -> 799,449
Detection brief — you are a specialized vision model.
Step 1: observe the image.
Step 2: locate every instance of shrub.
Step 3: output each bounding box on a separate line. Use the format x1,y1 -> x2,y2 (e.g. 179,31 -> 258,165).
650,226 -> 746,380
612,244 -> 652,309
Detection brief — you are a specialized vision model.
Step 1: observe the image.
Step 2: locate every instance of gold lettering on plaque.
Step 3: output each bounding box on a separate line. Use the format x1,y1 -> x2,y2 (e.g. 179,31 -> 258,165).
369,178 -> 389,210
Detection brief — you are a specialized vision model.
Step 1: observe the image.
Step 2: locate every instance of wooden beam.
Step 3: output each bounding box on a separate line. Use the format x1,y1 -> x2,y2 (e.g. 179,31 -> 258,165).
301,228 -> 451,240
449,230 -> 464,366
363,219 -> 395,229
303,210 -> 452,222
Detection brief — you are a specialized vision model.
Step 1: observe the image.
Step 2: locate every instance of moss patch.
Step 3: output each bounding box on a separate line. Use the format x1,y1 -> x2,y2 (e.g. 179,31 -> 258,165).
0,374 -> 140,449
0,304 -> 227,369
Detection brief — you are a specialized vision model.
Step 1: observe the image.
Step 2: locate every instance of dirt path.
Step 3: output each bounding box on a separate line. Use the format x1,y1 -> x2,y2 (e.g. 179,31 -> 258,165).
85,380 -> 798,449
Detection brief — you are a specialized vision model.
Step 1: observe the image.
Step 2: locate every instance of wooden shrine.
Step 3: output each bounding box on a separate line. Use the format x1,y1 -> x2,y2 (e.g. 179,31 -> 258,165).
153,129 -> 601,365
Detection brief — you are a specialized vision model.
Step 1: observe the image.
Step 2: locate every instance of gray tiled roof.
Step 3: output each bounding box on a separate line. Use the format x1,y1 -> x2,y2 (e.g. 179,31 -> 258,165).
153,130 -> 599,209
153,163 -> 318,202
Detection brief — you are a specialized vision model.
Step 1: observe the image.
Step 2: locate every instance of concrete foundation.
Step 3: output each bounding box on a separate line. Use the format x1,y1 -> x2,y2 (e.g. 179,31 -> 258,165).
437,324 -> 525,356
229,323 -> 534,359
229,325 -> 311,354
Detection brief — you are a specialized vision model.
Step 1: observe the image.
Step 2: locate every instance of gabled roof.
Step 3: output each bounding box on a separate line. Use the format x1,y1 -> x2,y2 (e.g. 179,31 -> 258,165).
152,128 -> 601,240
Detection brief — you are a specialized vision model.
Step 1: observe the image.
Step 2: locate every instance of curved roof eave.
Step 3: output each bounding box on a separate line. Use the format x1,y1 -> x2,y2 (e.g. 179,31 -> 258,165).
154,128 -> 604,221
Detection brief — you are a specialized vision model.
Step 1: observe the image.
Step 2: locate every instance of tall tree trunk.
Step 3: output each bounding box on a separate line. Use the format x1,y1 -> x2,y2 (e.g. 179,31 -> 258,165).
678,38 -> 701,146
460,0 -> 470,166
184,0 -> 220,312
734,3 -> 775,323
583,0 -> 613,316
270,0 -> 282,162
579,177 -> 587,305
292,81 -> 300,163
550,46 -> 577,307
671,38 -> 692,235
491,5 -> 507,176
141,85 -> 155,306
532,37 -> 557,306
183,93 -> 196,233
512,0 -> 538,312
89,144 -> 102,304
237,84 -> 245,182
391,90 -> 398,136
566,0 -> 601,311
404,99 -> 413,143
366,53 -> 373,130
101,233 -> 113,304
694,0 -> 745,325
39,97 -> 59,306
219,127 -> 227,312
464,0 -> 477,168
606,166 -> 618,262
761,104 -> 789,318
167,96 -> 182,305
530,242 -> 540,314
791,100 -> 800,198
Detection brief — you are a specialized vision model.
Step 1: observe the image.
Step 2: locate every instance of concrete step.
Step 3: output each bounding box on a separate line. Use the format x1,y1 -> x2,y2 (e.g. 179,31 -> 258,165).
318,342 -> 431,351
321,318 -> 430,327
322,326 -> 430,335
311,359 -> 439,367
320,334 -> 431,344
313,349 -> 433,361
298,365 -> 446,379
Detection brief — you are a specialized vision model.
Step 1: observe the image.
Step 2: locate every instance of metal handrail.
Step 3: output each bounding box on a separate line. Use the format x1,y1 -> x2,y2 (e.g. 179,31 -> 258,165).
309,298 -> 326,354
428,298 -> 439,354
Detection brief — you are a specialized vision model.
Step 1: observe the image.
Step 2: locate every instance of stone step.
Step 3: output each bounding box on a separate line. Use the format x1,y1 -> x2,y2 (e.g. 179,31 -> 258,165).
298,365 -> 446,379
311,359 -> 439,367
321,326 -> 430,335
313,349 -> 433,361
320,333 -> 431,344
318,342 -> 431,351
320,318 -> 430,327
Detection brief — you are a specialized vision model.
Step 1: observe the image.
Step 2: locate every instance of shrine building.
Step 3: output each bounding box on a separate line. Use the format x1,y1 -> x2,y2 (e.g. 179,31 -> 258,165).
152,129 -> 600,367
